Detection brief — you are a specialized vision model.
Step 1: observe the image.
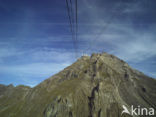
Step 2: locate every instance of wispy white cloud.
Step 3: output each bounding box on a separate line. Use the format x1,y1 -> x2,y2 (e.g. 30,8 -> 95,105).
123,0 -> 146,14
0,47 -> 73,86
0,62 -> 70,76
0,48 -> 23,58
30,48 -> 75,62
112,37 -> 156,62
0,43 -> 74,86
0,0 -> 155,86
78,21 -> 156,63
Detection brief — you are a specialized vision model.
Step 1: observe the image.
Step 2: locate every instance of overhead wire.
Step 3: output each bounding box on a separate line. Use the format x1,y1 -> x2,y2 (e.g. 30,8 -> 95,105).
71,0 -> 78,58
65,0 -> 73,36
65,0 -> 77,59
75,0 -> 78,56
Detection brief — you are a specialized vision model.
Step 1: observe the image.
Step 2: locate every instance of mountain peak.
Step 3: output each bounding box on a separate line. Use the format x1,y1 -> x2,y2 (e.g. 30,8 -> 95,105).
0,53 -> 156,117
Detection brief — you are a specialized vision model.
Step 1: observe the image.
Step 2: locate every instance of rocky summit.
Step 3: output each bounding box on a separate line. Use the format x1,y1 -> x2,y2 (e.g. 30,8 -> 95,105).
0,53 -> 156,117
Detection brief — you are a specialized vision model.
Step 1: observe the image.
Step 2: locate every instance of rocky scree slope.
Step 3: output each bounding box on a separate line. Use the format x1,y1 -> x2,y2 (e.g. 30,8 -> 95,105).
0,53 -> 156,117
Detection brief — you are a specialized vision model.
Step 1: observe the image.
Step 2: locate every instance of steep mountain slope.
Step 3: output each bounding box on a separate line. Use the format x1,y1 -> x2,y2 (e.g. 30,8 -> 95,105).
0,53 -> 156,117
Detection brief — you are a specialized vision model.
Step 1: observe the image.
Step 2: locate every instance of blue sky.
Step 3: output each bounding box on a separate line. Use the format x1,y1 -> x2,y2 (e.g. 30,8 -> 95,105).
0,0 -> 156,87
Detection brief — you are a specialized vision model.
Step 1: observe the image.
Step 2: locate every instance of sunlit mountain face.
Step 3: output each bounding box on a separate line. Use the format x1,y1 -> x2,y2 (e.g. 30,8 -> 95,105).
0,0 -> 156,87
0,53 -> 156,117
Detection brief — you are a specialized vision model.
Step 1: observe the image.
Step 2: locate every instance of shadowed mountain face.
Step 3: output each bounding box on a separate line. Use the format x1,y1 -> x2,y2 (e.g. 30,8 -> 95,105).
0,53 -> 156,117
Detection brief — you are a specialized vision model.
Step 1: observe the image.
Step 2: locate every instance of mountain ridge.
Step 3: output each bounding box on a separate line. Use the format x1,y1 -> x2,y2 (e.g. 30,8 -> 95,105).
0,52 -> 156,117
